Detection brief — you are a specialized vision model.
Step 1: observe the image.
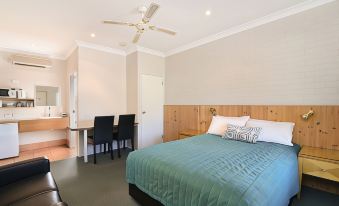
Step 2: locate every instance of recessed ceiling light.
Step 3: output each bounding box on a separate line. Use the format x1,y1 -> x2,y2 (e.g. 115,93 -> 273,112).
205,10 -> 211,16
90,33 -> 96,38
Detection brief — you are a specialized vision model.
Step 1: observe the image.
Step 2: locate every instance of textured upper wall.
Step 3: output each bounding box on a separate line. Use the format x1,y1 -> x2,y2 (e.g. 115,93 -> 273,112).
78,47 -> 126,120
165,1 -> 339,105
126,52 -> 138,117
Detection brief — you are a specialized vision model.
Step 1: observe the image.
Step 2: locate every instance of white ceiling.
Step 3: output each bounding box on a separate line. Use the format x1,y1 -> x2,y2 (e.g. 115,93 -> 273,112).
0,0 -> 329,59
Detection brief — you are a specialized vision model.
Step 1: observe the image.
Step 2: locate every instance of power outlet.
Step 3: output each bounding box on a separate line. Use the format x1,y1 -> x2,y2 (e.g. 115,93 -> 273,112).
4,113 -> 13,119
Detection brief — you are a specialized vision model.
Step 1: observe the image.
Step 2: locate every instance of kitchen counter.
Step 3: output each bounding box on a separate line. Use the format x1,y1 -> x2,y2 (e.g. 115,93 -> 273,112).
1,117 -> 68,132
0,119 -> 19,124
0,117 -> 64,124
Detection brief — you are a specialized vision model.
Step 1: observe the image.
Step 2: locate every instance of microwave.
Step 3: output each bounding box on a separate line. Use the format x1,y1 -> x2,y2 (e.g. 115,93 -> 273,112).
0,88 -> 17,98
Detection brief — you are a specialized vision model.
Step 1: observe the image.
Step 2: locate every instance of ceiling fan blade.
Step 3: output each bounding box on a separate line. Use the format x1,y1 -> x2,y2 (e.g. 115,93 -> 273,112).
142,3 -> 160,23
132,32 -> 142,43
103,20 -> 135,26
149,26 -> 176,35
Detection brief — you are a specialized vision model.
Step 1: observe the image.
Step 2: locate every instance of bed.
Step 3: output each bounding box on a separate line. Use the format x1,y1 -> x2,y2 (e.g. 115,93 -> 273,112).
127,134 -> 300,206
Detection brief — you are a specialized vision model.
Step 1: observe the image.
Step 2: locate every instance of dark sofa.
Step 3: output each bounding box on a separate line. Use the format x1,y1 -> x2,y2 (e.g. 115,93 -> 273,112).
0,157 -> 68,206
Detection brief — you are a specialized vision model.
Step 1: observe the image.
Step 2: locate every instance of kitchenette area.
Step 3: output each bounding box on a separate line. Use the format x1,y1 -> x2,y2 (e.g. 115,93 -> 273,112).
0,116 -> 70,159
0,51 -> 74,163
0,87 -> 71,161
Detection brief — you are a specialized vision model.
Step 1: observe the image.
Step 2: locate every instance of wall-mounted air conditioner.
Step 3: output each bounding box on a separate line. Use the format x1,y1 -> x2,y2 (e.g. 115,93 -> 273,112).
11,54 -> 52,69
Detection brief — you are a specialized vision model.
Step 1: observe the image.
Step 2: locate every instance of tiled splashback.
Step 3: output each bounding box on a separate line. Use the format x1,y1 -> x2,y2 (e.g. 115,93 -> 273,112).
0,106 -> 63,120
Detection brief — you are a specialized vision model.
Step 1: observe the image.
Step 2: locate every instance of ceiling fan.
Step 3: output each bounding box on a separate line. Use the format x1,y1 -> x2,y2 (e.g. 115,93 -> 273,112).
103,3 -> 176,44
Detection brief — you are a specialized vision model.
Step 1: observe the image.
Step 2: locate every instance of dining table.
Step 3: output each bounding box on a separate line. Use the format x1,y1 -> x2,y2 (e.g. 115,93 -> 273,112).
69,120 -> 138,163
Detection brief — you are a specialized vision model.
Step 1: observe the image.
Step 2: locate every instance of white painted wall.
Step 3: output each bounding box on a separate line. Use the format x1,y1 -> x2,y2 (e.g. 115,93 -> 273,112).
165,2 -> 339,105
138,52 -> 165,77
0,50 -> 67,145
77,47 -> 127,121
66,48 -> 79,148
138,52 -> 165,148
126,52 -> 138,117
125,51 -> 165,149
66,47 -> 78,113
126,51 -> 165,122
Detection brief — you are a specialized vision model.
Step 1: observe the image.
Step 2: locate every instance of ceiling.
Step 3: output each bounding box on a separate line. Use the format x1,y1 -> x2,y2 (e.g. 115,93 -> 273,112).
0,0 -> 323,59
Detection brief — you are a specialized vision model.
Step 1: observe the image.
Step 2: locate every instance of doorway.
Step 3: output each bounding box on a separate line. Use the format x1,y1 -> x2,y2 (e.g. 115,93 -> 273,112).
69,73 -> 78,149
140,74 -> 164,148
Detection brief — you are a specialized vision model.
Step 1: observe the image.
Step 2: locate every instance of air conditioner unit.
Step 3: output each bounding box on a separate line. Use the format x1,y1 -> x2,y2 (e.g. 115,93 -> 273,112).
11,54 -> 52,68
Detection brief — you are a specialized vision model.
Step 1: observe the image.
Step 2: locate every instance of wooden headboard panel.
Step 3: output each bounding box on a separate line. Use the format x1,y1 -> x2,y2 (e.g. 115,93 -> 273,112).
164,105 -> 339,150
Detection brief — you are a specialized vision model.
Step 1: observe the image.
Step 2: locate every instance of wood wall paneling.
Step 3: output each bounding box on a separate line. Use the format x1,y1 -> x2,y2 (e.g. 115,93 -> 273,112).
164,105 -> 339,150
18,117 -> 69,133
163,105 -> 200,142
163,106 -> 179,142
178,105 -> 200,132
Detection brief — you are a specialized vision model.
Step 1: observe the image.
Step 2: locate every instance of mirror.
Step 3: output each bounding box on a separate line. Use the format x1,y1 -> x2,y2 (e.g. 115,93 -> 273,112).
35,86 -> 60,106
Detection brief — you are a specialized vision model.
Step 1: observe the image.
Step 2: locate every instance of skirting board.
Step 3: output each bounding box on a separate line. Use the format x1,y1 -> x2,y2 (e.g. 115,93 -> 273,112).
20,139 -> 67,152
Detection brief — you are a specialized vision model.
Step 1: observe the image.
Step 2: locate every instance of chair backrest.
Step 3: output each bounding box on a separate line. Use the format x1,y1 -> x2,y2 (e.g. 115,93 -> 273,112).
117,114 -> 135,140
94,116 -> 114,144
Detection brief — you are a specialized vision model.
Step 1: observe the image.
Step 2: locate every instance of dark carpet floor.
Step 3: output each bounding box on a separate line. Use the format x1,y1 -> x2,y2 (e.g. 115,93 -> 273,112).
51,149 -> 339,206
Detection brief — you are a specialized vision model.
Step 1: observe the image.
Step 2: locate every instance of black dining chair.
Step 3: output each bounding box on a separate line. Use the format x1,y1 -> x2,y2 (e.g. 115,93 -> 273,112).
113,114 -> 135,158
88,116 -> 114,164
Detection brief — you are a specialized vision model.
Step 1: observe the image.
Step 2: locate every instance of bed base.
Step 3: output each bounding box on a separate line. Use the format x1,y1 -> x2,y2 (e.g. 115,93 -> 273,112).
129,184 -> 163,206
129,183 -> 295,206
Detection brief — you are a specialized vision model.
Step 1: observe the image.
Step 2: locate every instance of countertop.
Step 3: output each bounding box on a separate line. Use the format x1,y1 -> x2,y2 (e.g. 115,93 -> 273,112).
0,119 -> 20,124
0,117 -> 67,124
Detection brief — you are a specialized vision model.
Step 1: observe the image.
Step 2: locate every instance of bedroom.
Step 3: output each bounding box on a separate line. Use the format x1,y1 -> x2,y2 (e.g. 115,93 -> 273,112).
0,0 -> 338,206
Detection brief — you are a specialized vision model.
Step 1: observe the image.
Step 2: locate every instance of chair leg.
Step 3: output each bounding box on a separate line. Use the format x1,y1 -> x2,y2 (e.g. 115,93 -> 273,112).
110,143 -> 114,160
94,144 -> 97,164
131,138 -> 135,151
123,140 -> 126,149
117,140 -> 121,158
104,143 -> 106,154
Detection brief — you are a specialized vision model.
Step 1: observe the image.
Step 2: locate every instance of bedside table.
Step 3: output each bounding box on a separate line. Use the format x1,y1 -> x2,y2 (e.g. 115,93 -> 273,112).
298,146 -> 339,198
179,129 -> 203,139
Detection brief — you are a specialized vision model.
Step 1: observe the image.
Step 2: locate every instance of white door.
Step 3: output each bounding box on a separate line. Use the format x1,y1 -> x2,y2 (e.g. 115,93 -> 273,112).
69,73 -> 78,148
141,75 -> 164,148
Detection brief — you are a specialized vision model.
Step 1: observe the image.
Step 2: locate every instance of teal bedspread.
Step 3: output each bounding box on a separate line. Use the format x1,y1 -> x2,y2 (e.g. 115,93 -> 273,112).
126,134 -> 300,206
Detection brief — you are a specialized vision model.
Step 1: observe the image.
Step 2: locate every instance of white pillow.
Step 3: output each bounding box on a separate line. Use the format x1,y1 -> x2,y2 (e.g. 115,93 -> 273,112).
246,119 -> 295,146
207,115 -> 250,136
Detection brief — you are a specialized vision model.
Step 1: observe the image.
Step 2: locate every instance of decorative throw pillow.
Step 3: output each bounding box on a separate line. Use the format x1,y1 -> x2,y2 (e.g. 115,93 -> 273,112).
223,124 -> 262,143
245,119 -> 295,146
207,115 -> 250,136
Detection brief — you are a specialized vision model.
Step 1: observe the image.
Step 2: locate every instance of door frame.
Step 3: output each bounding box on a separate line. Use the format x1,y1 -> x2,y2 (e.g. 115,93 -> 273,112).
69,73 -> 78,149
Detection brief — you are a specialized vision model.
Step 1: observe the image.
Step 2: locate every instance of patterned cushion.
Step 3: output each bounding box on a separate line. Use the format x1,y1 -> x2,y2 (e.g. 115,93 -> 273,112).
222,124 -> 262,143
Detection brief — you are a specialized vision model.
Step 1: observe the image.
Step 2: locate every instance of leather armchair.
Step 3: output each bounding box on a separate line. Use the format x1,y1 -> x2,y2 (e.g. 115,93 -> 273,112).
0,157 -> 68,206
